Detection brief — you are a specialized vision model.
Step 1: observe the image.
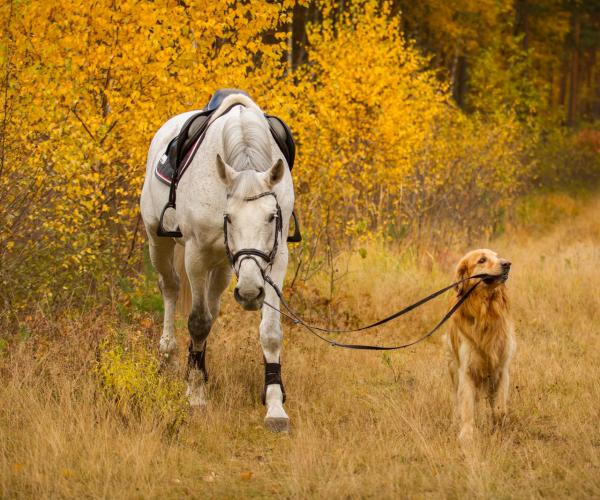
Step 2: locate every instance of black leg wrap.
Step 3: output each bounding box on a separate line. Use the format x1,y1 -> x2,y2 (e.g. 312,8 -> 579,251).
262,361 -> 286,405
187,341 -> 208,382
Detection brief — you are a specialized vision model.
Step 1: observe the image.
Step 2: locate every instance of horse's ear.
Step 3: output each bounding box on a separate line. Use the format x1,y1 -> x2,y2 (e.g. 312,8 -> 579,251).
266,159 -> 285,188
216,154 -> 236,187
455,259 -> 470,296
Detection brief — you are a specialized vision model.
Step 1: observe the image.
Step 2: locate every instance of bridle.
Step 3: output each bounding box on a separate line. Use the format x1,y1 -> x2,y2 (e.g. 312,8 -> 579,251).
223,191 -> 283,276
221,190 -> 286,406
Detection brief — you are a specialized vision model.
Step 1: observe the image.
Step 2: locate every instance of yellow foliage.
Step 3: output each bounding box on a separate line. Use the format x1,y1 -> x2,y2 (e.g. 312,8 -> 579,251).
96,332 -> 187,430
286,2 -> 527,246
0,0 -> 292,309
0,0 -> 542,313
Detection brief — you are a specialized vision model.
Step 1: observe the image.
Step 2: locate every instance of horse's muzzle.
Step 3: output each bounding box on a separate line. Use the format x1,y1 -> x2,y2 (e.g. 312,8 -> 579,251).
234,286 -> 265,311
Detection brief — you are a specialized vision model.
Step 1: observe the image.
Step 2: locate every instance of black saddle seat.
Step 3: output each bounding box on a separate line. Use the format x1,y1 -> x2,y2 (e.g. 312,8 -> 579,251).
205,88 -> 250,111
184,89 -> 250,143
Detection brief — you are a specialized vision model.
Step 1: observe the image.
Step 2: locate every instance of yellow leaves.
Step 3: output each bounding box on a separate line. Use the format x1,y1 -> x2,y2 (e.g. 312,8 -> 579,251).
282,0 -> 529,245
96,333 -> 188,427
287,0 -> 451,237
2,0 -> 295,307
0,0 -> 532,313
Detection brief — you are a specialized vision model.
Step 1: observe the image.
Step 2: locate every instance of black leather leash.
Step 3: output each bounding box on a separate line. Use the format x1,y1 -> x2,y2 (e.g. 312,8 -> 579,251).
262,273 -> 492,351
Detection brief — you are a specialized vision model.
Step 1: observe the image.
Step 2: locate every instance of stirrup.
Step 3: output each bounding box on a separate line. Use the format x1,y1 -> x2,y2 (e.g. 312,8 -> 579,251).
287,209 -> 302,243
157,202 -> 183,238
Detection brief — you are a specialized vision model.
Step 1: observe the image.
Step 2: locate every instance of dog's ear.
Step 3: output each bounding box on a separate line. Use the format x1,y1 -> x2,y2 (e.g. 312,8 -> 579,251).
455,259 -> 470,296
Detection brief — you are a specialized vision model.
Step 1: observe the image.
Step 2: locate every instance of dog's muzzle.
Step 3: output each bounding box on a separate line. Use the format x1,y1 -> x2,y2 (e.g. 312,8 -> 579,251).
483,261 -> 511,284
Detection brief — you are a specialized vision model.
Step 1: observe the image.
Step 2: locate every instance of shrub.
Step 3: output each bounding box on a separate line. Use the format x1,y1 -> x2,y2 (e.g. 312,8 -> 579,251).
287,1 -> 530,251
96,331 -> 188,433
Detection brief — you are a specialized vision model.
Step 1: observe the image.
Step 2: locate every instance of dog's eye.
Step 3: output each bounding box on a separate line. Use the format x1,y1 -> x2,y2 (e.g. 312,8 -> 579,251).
478,256 -> 487,264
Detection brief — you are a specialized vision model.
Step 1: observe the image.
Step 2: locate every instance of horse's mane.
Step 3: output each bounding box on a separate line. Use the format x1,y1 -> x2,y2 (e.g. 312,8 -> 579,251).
209,94 -> 272,174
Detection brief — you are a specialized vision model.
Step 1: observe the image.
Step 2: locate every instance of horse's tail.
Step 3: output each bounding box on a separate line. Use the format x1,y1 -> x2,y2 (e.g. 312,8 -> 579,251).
174,244 -> 192,316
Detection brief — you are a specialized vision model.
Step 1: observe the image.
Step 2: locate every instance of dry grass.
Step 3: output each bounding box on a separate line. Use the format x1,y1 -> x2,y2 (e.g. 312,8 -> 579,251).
2,196 -> 600,499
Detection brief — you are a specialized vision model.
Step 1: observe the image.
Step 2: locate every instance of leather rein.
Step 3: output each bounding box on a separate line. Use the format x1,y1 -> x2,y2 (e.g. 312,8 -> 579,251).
224,190 -> 494,351
262,274 -> 488,351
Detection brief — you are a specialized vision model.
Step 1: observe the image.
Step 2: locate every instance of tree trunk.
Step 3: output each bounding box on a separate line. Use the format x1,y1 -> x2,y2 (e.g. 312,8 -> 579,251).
291,2 -> 308,70
452,53 -> 468,109
515,0 -> 530,50
567,6 -> 580,126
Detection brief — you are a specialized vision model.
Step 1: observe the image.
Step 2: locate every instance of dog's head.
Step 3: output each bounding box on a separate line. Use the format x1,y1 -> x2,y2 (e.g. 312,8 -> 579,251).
455,249 -> 511,295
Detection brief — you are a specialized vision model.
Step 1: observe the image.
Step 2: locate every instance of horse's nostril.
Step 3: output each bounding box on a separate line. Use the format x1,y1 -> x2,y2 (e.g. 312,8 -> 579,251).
256,287 -> 265,300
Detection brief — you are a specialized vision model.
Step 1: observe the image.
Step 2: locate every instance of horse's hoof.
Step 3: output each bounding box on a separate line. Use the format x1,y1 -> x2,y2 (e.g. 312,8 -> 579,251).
264,416 -> 290,433
186,381 -> 207,408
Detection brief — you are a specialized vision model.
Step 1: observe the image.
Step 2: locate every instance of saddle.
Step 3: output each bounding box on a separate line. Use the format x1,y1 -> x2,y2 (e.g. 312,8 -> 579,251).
155,89 -> 295,187
155,89 -> 300,241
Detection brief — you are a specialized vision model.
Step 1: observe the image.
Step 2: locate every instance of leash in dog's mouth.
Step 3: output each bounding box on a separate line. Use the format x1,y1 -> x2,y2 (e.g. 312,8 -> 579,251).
483,271 -> 510,284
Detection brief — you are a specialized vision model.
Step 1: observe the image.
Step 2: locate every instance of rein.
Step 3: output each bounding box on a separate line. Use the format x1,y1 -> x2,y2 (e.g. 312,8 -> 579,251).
261,273 -> 491,351
222,189 -> 493,351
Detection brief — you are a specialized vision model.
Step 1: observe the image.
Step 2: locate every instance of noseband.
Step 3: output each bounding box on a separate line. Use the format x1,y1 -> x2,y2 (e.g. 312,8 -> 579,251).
223,191 -> 283,275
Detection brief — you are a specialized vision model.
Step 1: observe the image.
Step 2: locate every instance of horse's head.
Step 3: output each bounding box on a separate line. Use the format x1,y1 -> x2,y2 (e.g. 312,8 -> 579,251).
217,154 -> 285,310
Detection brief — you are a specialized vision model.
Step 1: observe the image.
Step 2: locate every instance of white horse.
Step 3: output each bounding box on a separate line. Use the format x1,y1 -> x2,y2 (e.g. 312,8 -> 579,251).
140,93 -> 294,431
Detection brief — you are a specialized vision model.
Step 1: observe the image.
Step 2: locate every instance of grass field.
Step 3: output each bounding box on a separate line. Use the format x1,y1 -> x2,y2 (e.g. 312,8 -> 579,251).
1,195 -> 599,499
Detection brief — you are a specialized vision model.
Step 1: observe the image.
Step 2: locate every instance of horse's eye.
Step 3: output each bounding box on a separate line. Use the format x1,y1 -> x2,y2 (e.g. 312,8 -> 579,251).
267,213 -> 276,223
478,256 -> 487,264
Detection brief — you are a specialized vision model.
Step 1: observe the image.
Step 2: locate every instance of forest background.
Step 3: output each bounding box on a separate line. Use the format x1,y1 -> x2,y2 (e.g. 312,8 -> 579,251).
0,0 -> 599,316
1,1 -> 600,497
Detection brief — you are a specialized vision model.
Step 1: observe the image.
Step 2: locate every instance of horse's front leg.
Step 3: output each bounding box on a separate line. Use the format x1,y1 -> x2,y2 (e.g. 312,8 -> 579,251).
260,255 -> 290,432
184,246 -> 213,408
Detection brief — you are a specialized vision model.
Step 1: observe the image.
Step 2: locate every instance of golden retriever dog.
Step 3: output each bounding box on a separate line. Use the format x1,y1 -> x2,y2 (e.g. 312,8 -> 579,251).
445,249 -> 516,443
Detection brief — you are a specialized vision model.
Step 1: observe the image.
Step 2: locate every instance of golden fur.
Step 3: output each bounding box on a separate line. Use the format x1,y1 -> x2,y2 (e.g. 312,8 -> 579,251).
445,249 -> 516,443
